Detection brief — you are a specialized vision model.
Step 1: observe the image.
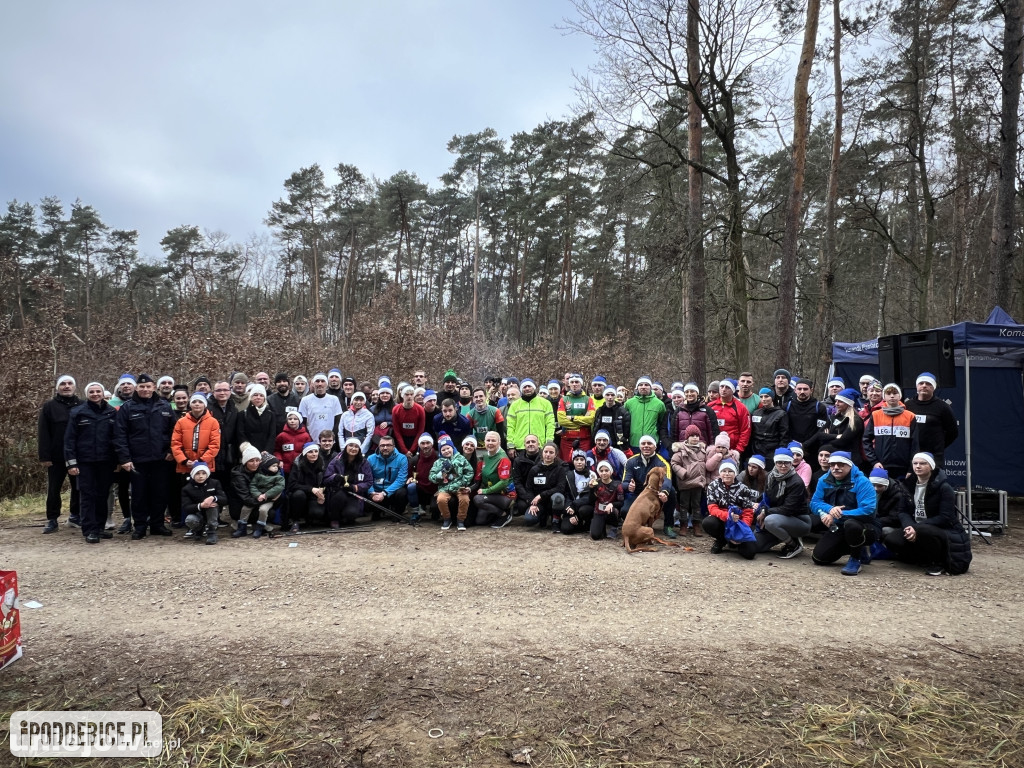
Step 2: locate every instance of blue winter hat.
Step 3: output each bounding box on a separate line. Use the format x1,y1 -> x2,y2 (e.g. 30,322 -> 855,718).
719,379 -> 737,392
603,386 -> 616,398
417,433 -> 434,445
913,451 -> 936,469
683,382 -> 700,394
773,447 -> 794,463
758,387 -> 773,396
438,433 -> 455,452
787,441 -> 804,456
520,378 -> 536,390
916,372 -> 938,388
827,376 -> 844,389
670,381 -> 684,392
117,373 -> 136,388
591,375 -> 606,384
636,375 -> 653,387
547,379 -> 560,388
329,368 -> 342,377
189,461 -> 211,479
301,442 -> 319,456
378,378 -> 393,394
869,467 -> 890,486
653,381 -> 664,390
424,389 -> 438,402
828,451 -> 853,466
719,458 -> 739,474
594,429 -> 612,442
748,455 -> 765,469
835,388 -> 859,406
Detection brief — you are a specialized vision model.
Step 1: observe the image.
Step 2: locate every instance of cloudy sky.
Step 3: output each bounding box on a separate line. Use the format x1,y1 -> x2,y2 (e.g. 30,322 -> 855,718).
1,1 -> 595,257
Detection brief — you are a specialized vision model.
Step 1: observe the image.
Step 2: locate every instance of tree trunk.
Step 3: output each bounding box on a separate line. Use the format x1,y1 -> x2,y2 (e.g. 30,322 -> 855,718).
726,158 -> 749,372
818,0 -> 843,380
687,0 -> 707,387
340,231 -> 357,351
778,0 -> 821,368
989,0 -> 1024,311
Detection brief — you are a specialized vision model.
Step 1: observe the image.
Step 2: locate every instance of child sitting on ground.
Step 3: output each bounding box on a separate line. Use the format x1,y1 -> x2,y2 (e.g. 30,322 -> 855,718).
248,453 -> 285,539
429,434 -> 475,531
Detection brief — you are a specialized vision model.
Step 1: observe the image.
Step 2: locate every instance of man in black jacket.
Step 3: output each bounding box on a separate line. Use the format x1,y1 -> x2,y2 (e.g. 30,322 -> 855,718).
207,380 -> 239,521
38,375 -> 82,532
63,381 -> 116,542
511,434 -> 543,517
785,379 -> 828,459
267,372 -> 300,434
903,372 -> 959,469
113,374 -> 175,539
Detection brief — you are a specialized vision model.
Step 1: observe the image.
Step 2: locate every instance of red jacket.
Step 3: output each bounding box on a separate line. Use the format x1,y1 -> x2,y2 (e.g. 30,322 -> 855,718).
392,402 -> 426,454
274,424 -> 312,475
709,397 -> 751,452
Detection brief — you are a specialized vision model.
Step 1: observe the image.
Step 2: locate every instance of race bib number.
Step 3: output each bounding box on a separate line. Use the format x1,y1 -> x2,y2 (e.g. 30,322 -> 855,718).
915,414 -> 926,423
752,415 -> 762,423
816,419 -> 827,428
402,422 -> 414,430
601,416 -> 612,425
357,473 -> 364,481
893,426 -> 910,437
718,419 -> 725,427
283,443 -> 294,452
535,476 -> 546,485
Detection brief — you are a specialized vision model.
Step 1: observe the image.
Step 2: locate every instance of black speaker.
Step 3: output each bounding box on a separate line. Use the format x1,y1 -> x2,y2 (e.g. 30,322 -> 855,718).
878,335 -> 900,387
897,329 -> 955,391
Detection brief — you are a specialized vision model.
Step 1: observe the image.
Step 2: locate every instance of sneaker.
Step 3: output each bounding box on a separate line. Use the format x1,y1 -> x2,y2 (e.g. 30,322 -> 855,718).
149,527 -> 172,537
409,510 -> 422,523
42,519 -> 59,534
98,531 -> 113,540
104,519 -> 116,530
441,519 -> 452,531
710,540 -> 724,554
289,523 -> 300,533
665,526 -> 677,539
117,519 -> 133,534
924,564 -> 944,576
131,530 -> 146,541
67,516 -> 81,528
183,530 -> 196,539
778,540 -> 804,559
85,533 -> 100,544
491,511 -> 514,529
456,521 -> 467,531
170,521 -> 186,529
841,556 -> 862,576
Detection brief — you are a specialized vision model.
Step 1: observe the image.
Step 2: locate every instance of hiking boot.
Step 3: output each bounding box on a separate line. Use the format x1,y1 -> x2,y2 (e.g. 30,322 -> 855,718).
117,519 -> 132,534
550,516 -> 562,533
778,540 -> 804,559
409,508 -> 422,524
692,523 -> 703,537
441,519 -> 452,531
206,531 -> 218,545
924,564 -> 944,576
231,523 -> 248,538
251,524 -> 265,539
85,533 -> 100,544
67,516 -> 81,528
841,556 -> 862,576
457,521 -> 467,531
42,519 -> 59,534
665,526 -> 677,539
98,531 -> 113,539
149,527 -> 172,537
710,540 -> 724,554
491,511 -> 514,529
131,530 -> 146,540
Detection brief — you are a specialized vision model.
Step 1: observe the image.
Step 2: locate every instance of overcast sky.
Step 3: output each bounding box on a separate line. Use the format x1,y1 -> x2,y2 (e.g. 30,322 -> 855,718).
0,1 -> 595,257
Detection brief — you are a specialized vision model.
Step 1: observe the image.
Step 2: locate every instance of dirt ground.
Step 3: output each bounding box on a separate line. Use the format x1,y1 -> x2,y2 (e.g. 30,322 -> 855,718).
1,498 -> 1023,767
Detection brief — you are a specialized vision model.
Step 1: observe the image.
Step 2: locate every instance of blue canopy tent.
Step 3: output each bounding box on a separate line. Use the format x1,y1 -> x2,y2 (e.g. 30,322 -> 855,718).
831,308 -> 1024,509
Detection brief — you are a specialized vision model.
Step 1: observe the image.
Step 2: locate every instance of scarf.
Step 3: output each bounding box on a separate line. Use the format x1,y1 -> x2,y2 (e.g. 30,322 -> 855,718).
765,465 -> 796,499
882,403 -> 905,416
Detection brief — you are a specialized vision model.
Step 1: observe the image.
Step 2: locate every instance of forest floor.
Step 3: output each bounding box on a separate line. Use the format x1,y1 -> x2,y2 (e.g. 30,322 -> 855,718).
1,495 -> 1023,768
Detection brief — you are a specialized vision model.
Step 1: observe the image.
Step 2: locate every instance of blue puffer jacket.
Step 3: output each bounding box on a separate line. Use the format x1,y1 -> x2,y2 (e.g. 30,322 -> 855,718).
113,392 -> 175,464
64,400 -> 117,466
366,449 -> 408,496
810,465 -> 876,518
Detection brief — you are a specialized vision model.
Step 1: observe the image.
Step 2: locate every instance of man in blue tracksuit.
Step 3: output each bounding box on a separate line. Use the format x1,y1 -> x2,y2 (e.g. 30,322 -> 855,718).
113,373 -> 175,539
810,450 -> 877,575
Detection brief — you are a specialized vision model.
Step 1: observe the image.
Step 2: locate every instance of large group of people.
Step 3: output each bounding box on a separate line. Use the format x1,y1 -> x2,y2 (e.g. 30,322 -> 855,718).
39,366 -> 971,575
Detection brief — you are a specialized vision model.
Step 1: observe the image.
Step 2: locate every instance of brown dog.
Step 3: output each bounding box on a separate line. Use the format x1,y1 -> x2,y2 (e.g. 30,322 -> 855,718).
621,466 -> 677,553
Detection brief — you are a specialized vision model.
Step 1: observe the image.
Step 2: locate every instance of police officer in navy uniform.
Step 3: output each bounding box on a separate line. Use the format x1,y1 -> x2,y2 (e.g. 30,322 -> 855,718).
113,373 -> 175,539
64,382 -> 118,543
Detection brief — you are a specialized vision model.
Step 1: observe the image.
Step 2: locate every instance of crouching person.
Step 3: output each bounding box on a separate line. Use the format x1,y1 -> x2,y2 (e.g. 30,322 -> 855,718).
524,442 -> 566,530
560,449 -> 597,534
430,434 -> 475,531
181,462 -> 227,544
754,448 -> 812,559
324,437 -> 374,527
286,442 -> 326,532
702,459 -> 762,558
588,460 -> 624,540
474,431 -> 515,528
809,450 -> 878,575
230,445 -> 262,538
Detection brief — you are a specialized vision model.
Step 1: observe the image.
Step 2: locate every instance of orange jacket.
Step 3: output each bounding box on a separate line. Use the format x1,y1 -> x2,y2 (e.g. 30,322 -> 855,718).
171,410 -> 222,473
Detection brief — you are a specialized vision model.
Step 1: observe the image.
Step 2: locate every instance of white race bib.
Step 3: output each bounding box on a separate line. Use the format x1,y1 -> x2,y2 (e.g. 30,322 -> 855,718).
283,443 -> 294,452
535,476 -> 547,485
752,415 -> 762,423
718,419 -> 725,426
915,414 -> 926,423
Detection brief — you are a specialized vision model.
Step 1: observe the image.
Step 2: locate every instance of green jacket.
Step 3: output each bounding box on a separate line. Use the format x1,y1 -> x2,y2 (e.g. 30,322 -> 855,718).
429,453 -> 475,494
623,394 -> 667,447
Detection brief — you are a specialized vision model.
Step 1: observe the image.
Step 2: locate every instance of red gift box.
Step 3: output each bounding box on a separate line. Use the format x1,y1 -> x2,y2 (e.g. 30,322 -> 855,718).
0,570 -> 22,672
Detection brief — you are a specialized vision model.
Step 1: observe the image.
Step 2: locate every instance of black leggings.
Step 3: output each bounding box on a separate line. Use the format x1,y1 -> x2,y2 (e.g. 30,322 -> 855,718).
883,523 -> 948,567
473,494 -> 512,526
289,489 -> 327,525
327,490 -> 364,524
589,507 -> 623,540
560,502 -> 593,534
812,517 -> 877,564
701,516 -> 758,559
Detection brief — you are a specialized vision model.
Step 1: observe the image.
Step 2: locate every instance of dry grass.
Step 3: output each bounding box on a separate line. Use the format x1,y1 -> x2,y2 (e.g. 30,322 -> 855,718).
784,678 -> 1024,767
0,491 -> 45,524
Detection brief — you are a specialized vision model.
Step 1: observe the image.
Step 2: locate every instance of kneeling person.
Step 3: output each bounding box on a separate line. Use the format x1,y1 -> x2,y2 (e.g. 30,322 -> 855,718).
181,462 -> 227,544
